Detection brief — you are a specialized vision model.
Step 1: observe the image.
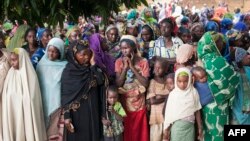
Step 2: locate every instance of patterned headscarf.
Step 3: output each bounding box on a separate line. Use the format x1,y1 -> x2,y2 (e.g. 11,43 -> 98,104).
36,28 -> 46,41
235,47 -> 247,63
226,29 -> 243,42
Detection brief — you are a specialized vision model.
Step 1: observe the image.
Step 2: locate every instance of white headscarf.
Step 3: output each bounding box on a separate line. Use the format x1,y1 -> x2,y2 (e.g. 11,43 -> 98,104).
164,67 -> 201,129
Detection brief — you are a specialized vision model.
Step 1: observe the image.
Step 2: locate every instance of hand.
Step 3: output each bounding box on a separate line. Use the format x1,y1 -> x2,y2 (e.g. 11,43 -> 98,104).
126,56 -> 134,69
90,49 -> 95,66
163,129 -> 170,141
108,106 -> 115,113
102,118 -> 111,126
197,128 -> 203,140
123,57 -> 129,71
65,119 -> 75,133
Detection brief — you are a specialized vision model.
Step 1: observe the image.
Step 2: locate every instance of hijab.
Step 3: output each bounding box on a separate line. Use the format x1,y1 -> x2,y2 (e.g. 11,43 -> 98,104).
36,38 -> 67,125
164,67 -> 201,129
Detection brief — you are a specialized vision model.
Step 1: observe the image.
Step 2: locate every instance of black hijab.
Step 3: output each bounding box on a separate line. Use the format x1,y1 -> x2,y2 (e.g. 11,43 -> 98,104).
61,40 -> 93,106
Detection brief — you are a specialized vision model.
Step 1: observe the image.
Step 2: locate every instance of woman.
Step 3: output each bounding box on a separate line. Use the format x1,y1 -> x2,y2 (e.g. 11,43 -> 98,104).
31,28 -> 52,68
197,32 -> 239,141
2,48 -> 47,141
151,17 -> 183,72
230,47 -> 250,124
220,18 -> 233,35
36,38 -> 67,126
22,28 -> 38,57
61,40 -> 108,141
138,24 -> 156,59
0,47 -> 10,141
88,33 -> 115,78
115,35 -> 149,141
105,25 -> 120,59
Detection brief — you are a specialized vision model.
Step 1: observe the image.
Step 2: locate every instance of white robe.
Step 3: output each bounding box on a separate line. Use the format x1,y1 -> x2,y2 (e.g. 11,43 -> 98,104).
2,48 -> 47,141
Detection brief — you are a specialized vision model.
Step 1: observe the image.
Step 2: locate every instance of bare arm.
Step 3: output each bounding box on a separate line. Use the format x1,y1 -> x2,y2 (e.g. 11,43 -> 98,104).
130,66 -> 149,87
116,69 -> 128,87
195,110 -> 203,140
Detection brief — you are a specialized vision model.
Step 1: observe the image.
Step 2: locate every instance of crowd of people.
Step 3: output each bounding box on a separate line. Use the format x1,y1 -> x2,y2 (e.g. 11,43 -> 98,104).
0,1 -> 250,141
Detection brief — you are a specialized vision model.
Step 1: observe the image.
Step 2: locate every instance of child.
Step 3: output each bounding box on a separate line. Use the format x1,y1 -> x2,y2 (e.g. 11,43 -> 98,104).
163,67 -> 202,141
192,66 -> 214,106
162,73 -> 175,117
147,58 -> 169,141
102,85 -> 126,141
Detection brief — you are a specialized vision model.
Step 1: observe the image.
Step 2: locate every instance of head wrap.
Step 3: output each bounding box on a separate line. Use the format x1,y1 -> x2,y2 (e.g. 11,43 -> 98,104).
46,38 -> 65,60
233,22 -> 248,32
190,22 -> 204,33
205,21 -> 219,32
36,28 -> 46,41
120,35 -> 137,45
235,47 -> 247,63
127,9 -> 137,20
226,29 -> 243,42
176,44 -> 194,64
220,18 -> 233,34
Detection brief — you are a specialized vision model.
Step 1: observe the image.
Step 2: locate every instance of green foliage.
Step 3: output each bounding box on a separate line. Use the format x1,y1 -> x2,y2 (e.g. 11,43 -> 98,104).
0,0 -> 148,27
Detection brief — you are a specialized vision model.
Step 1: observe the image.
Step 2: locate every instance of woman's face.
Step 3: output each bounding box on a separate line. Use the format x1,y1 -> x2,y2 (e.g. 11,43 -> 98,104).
177,75 -> 189,90
75,48 -> 92,65
41,31 -> 52,46
107,28 -> 118,43
10,53 -> 19,70
26,31 -> 36,44
192,26 -> 204,41
242,54 -> 250,66
141,28 -> 152,42
47,46 -> 60,61
160,22 -> 172,37
120,41 -> 133,57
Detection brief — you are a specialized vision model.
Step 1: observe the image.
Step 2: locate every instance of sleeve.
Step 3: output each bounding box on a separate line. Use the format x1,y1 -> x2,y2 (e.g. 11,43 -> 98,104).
140,59 -> 150,78
146,80 -> 156,99
115,58 -> 123,74
114,102 -> 127,117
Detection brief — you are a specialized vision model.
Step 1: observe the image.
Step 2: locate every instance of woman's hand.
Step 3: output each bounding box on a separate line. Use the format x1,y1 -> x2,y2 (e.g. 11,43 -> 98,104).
123,57 -> 129,71
163,128 -> 170,141
90,49 -> 95,66
65,119 -> 75,133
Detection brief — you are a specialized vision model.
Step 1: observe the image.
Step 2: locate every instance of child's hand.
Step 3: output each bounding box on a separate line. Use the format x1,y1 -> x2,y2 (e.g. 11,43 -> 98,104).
108,106 -> 115,113
102,118 -> 111,126
197,127 -> 203,140
65,119 -> 75,133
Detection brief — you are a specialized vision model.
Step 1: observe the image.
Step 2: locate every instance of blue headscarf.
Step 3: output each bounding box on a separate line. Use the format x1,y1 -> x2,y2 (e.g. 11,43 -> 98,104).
36,38 -> 67,126
36,28 -> 46,41
233,22 -> 248,32
205,21 -> 219,32
221,18 -> 233,35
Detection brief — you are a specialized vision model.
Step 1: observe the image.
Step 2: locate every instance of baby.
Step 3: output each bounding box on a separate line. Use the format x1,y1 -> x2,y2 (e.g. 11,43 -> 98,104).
192,66 -> 213,106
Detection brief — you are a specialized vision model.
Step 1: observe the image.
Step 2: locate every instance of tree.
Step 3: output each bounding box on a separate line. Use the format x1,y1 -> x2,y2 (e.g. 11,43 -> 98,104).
1,0 -> 148,27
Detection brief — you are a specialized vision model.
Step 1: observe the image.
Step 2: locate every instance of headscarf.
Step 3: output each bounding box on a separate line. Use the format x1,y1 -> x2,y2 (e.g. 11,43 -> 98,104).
2,48 -> 47,140
220,18 -> 233,35
36,38 -> 67,126
226,29 -> 243,44
223,13 -> 234,20
140,24 -> 156,40
233,22 -> 248,32
235,47 -> 247,63
89,33 -> 115,77
176,44 -> 194,64
197,32 -> 239,105
164,67 -> 201,129
37,28 -> 46,41
190,22 -> 204,33
120,35 -> 140,56
127,9 -> 137,20
105,25 -> 120,43
205,21 -> 219,32
141,7 -> 157,25
61,40 -> 93,106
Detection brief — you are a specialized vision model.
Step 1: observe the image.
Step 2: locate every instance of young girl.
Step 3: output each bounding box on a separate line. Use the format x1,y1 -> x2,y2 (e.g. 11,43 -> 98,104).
2,48 -> 46,141
147,58 -> 169,141
163,67 -> 202,141
162,73 -> 175,117
102,85 -> 126,141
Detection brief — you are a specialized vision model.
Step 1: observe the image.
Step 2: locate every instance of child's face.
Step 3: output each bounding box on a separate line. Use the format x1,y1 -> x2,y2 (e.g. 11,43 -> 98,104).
154,61 -> 165,77
166,78 -> 174,91
107,90 -> 118,106
47,46 -> 60,61
177,75 -> 189,90
75,49 -> 92,65
180,33 -> 191,43
193,70 -> 207,83
10,53 -> 19,70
